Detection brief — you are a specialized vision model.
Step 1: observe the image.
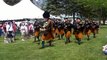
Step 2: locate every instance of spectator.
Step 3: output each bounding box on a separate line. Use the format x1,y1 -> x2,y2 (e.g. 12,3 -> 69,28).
5,21 -> 14,43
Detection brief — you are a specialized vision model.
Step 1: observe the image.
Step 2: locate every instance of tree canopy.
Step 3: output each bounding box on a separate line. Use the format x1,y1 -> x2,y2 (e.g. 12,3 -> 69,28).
43,0 -> 107,24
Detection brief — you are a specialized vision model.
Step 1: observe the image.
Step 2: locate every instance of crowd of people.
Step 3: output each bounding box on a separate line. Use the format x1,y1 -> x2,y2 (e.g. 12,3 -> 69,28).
0,21 -> 34,43
0,11 -> 99,49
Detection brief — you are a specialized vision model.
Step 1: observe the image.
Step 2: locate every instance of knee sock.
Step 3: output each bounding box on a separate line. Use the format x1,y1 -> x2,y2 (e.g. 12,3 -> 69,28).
61,34 -> 64,39
42,41 -> 45,48
77,39 -> 81,45
37,37 -> 40,45
87,35 -> 90,40
68,38 -> 70,42
93,33 -> 96,38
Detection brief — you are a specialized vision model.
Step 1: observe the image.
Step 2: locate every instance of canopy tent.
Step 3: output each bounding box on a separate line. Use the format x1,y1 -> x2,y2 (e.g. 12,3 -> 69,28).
0,0 -> 44,20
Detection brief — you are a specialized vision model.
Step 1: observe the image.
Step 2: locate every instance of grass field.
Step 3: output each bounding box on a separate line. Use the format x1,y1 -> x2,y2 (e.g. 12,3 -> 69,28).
0,27 -> 107,60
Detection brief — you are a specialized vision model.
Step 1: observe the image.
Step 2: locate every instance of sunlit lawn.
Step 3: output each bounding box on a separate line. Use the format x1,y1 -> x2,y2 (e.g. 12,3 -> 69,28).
0,26 -> 107,60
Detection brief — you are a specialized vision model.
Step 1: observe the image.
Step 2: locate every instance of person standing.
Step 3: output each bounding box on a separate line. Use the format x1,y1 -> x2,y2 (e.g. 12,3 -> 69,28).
6,21 -> 14,43
73,18 -> 84,45
33,21 -> 41,44
28,23 -> 34,38
40,11 -> 54,48
84,20 -> 91,40
3,22 -> 7,42
12,21 -> 17,40
20,22 -> 28,41
64,18 -> 73,44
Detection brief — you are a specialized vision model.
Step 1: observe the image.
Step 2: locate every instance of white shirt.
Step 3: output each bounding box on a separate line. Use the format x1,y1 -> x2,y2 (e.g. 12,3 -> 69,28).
6,24 -> 13,32
20,25 -> 28,33
20,25 -> 26,32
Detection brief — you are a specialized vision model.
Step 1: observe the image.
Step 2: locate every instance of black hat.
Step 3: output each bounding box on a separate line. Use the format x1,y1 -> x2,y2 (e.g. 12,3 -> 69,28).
43,11 -> 50,18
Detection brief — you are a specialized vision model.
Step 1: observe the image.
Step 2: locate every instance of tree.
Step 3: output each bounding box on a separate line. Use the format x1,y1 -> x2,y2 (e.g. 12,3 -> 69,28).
44,0 -> 107,24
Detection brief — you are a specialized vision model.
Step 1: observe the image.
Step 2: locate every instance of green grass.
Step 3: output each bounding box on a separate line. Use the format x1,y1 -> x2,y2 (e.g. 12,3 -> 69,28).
0,27 -> 107,60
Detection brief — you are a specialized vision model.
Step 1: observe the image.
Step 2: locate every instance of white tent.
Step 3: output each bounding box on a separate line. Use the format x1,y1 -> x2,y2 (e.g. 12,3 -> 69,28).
0,0 -> 44,20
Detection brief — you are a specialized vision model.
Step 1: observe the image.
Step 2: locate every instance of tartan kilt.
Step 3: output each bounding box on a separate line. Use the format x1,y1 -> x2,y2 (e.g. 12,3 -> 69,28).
34,31 -> 40,37
65,31 -> 71,38
55,28 -> 64,35
41,31 -> 54,41
75,32 -> 83,40
91,29 -> 96,34
55,28 -> 59,34
84,29 -> 91,36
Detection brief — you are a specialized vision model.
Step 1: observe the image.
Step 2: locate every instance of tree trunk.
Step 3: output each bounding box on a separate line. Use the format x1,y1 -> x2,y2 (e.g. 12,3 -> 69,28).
99,19 -> 101,25
73,12 -> 75,21
102,18 -> 106,25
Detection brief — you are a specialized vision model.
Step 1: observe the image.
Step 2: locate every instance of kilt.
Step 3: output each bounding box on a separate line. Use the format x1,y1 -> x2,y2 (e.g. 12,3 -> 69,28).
55,28 -> 64,35
52,28 -> 55,34
75,32 -> 83,40
91,29 -> 96,34
34,31 -> 39,37
87,30 -> 91,35
85,29 -> 91,36
65,31 -> 71,38
41,32 -> 54,41
55,28 -> 59,34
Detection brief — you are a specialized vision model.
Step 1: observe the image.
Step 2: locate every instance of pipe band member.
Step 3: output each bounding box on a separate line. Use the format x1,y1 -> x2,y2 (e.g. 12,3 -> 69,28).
84,21 -> 91,40
91,21 -> 99,38
53,20 -> 59,38
73,18 -> 84,45
64,18 -> 73,44
40,11 -> 54,48
33,21 -> 41,44
55,21 -> 64,40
